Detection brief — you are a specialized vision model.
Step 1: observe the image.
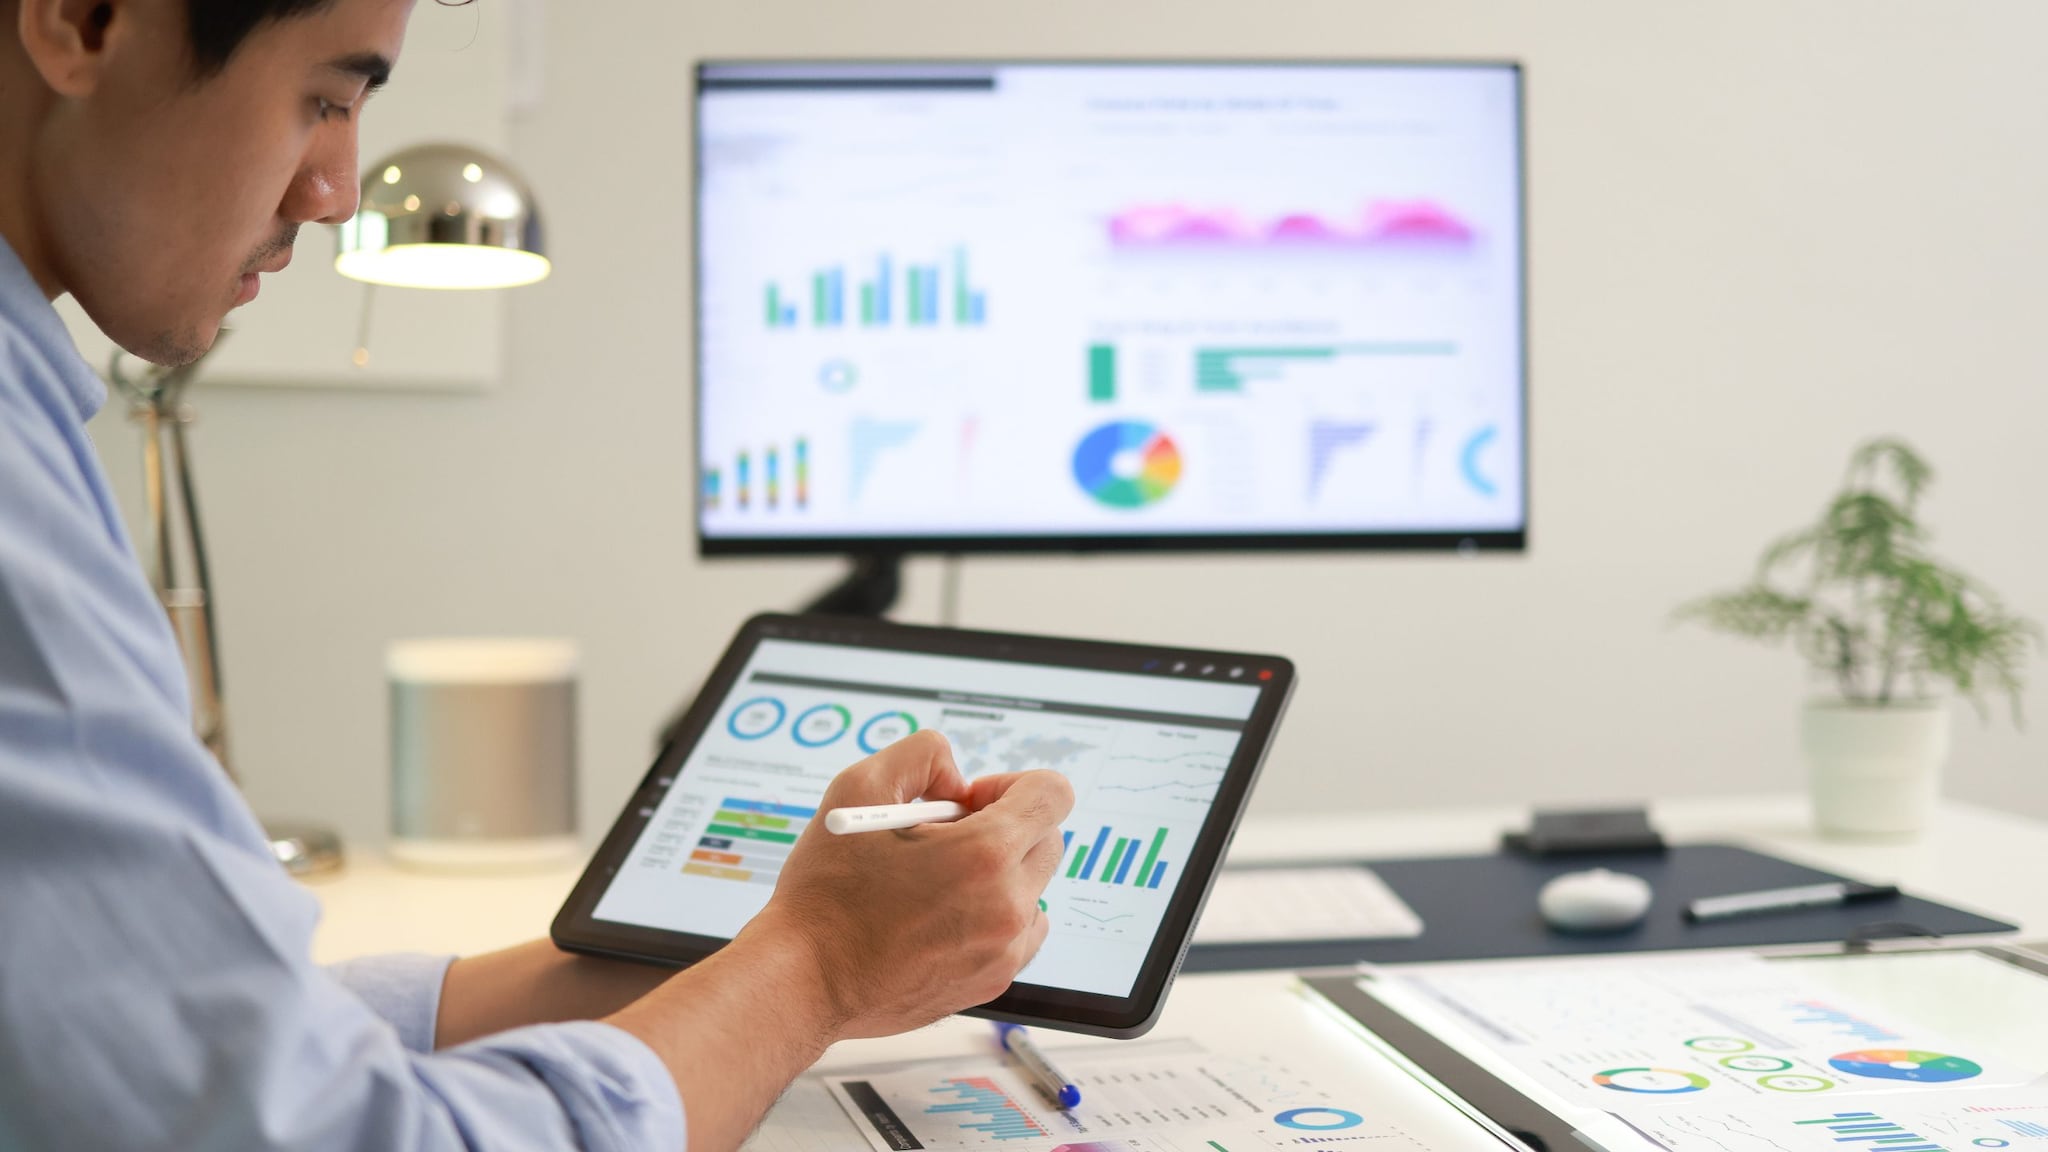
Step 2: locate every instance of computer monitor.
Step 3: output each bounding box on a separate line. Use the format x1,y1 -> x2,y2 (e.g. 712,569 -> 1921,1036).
694,60 -> 1526,559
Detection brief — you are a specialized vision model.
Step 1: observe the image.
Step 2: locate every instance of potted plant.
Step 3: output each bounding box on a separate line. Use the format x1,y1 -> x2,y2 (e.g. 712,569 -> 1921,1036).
1677,438 -> 2039,837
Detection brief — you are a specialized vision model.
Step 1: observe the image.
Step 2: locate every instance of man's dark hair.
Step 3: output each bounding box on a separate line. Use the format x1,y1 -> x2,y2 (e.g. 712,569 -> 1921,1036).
182,0 -> 471,79
184,0 -> 337,78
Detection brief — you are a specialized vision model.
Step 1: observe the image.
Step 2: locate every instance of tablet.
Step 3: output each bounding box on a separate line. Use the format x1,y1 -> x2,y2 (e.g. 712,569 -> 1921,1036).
552,613 -> 1295,1037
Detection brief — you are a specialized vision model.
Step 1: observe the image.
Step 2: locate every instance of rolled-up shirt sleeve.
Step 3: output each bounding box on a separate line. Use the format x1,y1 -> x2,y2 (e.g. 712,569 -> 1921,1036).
0,244 -> 688,1152
325,953 -> 458,1054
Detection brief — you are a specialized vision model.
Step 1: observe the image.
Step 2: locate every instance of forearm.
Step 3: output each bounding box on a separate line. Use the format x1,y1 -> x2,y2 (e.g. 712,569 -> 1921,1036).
435,939 -> 673,1049
603,918 -> 844,1152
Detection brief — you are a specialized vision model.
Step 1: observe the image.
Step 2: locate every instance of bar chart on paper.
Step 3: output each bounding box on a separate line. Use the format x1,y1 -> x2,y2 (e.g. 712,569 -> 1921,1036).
922,1078 -> 1051,1142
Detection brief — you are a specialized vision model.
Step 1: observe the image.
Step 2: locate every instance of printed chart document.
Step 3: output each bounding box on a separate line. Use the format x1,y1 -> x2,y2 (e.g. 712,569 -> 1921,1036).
738,974 -> 1518,1152
825,1039 -> 1437,1152
1355,949 -> 2048,1152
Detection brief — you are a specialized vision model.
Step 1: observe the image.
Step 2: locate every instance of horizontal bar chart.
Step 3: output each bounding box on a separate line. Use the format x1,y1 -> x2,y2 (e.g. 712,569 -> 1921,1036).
683,797 -> 817,886
1195,342 -> 1459,393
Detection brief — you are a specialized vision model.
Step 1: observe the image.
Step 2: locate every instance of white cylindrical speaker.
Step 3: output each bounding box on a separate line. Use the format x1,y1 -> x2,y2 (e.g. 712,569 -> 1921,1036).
387,638 -> 579,871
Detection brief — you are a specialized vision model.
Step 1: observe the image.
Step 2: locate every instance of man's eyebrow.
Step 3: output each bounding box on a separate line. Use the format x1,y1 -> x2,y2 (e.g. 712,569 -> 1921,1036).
324,51 -> 393,93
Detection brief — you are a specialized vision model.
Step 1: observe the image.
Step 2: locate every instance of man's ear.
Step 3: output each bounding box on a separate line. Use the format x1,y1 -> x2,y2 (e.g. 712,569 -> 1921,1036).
16,0 -> 131,98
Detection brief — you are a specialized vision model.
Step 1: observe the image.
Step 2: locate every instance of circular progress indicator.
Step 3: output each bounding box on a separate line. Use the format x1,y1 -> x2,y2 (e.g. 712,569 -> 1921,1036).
1593,1068 -> 1711,1094
1757,1074 -> 1835,1093
1685,1037 -> 1755,1054
858,710 -> 919,754
1073,421 -> 1183,509
727,697 -> 786,740
1829,1050 -> 1983,1083
1275,1108 -> 1365,1131
792,704 -> 852,748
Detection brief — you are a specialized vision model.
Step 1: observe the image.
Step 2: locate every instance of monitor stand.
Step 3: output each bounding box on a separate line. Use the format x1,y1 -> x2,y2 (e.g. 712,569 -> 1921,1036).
655,552 -> 906,749
803,552 -> 902,618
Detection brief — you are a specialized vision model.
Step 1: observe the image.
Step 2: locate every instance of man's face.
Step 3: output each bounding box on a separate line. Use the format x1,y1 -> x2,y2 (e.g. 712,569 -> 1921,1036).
32,0 -> 413,365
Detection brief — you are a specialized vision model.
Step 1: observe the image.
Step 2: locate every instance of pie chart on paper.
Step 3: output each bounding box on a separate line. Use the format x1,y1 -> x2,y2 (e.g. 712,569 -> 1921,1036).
1073,420 -> 1183,509
1828,1049 -> 1983,1083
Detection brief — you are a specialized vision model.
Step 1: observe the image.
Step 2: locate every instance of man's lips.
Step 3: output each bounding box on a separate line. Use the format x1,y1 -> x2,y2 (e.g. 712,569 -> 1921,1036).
234,247 -> 295,306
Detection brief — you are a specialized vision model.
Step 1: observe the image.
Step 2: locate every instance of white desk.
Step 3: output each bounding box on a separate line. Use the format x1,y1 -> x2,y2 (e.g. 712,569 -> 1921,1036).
305,793 -> 2045,1118
308,794 -> 2044,965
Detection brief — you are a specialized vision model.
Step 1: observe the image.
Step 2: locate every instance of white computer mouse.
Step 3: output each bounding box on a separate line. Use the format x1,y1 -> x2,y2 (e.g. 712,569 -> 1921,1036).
1538,868 -> 1653,932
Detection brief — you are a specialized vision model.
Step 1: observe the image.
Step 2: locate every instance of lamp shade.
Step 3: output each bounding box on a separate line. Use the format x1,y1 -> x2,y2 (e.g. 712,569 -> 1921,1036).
336,143 -> 549,290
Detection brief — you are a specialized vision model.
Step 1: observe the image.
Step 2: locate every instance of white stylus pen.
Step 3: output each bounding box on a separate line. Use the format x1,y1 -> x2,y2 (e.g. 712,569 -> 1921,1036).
824,800 -> 968,835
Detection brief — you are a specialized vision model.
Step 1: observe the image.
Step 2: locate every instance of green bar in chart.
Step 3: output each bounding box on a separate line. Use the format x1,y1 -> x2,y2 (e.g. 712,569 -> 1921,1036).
712,810 -> 790,830
954,248 -> 971,324
1089,344 -> 1117,402
1137,827 -> 1168,887
860,283 -> 876,326
1100,838 -> 1130,884
813,272 -> 829,327
766,284 -> 781,327
1066,843 -> 1088,879
906,269 -> 923,326
705,823 -> 799,845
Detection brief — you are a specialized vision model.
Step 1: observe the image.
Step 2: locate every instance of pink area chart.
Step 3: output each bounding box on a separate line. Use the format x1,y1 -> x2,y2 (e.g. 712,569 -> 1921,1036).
1107,200 -> 1476,250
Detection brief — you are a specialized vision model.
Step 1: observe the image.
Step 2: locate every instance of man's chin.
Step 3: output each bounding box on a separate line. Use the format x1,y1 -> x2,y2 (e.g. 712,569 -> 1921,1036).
123,318 -> 221,369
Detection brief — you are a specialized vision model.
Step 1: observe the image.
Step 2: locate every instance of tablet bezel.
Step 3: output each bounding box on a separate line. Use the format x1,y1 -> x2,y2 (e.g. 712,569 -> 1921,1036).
551,612 -> 1296,1038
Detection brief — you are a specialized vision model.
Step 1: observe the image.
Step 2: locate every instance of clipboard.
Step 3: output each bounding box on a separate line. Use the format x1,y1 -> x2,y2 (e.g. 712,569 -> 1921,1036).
1302,940 -> 2048,1152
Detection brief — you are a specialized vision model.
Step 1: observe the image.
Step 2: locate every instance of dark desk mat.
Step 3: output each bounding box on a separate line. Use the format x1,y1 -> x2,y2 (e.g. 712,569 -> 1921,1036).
1182,843 -> 2017,973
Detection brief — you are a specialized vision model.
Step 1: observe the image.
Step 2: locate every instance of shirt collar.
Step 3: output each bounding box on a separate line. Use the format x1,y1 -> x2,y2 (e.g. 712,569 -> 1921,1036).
0,232 -> 109,421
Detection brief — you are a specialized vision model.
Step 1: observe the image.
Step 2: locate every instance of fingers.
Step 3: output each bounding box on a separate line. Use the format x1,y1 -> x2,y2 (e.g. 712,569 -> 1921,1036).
824,729 -> 968,807
1020,822 -> 1066,889
962,769 -> 1076,857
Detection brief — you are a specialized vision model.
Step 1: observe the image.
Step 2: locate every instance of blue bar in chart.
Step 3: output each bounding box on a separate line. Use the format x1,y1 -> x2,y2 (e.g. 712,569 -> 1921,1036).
1113,841 -> 1139,884
1999,1122 -> 2048,1139
1078,825 -> 1111,880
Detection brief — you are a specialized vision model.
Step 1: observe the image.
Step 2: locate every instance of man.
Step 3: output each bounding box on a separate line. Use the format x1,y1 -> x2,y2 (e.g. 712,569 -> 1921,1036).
0,1 -> 1075,1148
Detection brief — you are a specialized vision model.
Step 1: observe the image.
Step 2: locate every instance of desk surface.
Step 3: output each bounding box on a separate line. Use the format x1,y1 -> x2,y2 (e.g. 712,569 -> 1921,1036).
308,793 -> 2046,965
306,792 -> 2047,1097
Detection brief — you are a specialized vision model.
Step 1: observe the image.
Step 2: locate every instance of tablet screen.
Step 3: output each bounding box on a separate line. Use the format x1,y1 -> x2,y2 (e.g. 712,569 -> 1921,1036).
589,635 -> 1269,998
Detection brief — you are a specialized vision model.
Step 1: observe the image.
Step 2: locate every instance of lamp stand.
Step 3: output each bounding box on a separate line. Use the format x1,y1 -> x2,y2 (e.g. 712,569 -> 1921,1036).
111,340 -> 344,876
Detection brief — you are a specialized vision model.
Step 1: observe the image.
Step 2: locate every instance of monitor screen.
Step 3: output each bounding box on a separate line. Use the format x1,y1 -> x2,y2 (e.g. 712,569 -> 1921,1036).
695,61 -> 1526,554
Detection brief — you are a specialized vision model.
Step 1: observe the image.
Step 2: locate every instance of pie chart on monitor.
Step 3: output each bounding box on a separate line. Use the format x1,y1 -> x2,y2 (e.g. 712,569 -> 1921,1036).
1073,420 -> 1183,509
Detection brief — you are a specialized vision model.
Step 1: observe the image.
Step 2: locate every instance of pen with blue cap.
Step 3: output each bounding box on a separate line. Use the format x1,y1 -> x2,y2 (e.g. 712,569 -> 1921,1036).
994,1022 -> 1081,1110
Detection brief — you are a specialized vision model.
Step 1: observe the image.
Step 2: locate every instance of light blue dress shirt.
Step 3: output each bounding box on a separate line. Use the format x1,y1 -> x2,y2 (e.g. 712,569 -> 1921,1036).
0,236 -> 687,1152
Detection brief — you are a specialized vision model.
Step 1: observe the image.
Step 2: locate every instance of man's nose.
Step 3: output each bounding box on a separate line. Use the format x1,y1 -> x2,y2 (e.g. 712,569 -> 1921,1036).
283,133 -> 362,226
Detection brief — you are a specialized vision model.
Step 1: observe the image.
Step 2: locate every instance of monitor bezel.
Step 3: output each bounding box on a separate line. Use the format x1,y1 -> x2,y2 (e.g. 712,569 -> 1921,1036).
692,58 -> 1529,557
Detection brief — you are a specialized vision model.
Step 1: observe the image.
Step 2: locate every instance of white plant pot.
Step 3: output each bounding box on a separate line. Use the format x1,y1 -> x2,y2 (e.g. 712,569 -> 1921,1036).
1800,699 -> 1950,838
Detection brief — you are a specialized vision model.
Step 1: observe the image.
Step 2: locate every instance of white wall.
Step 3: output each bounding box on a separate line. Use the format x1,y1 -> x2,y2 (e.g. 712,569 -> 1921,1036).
88,0 -> 2048,848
